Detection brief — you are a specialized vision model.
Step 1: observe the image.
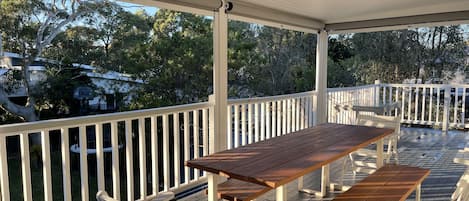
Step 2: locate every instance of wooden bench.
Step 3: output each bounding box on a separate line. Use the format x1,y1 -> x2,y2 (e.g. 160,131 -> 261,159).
209,179 -> 271,201
333,165 -> 430,201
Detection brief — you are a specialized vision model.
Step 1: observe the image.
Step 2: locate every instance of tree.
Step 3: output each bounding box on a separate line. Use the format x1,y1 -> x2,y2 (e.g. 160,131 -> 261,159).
0,0 -> 107,122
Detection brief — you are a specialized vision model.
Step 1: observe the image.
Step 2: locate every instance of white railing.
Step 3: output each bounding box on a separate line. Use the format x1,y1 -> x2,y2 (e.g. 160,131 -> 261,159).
327,84 -> 377,125
378,83 -> 469,129
0,102 -> 212,201
1,83 -> 468,201
227,91 -> 316,149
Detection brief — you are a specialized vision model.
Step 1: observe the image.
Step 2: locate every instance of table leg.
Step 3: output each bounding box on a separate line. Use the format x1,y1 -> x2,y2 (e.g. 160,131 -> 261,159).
276,185 -> 287,201
297,176 -> 304,190
321,164 -> 330,196
416,184 -> 421,201
207,173 -> 219,201
376,139 -> 384,168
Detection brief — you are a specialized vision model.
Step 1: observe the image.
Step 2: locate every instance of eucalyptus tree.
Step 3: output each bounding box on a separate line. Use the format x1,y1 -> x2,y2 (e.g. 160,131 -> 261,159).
0,0 -> 107,122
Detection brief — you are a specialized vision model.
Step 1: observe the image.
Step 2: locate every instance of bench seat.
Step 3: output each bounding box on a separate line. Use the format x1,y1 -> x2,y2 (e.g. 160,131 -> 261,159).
333,164 -> 430,201
211,179 -> 271,201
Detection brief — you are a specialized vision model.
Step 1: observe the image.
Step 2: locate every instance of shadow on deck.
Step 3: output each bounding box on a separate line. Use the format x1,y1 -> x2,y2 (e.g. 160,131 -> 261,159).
180,127 -> 469,201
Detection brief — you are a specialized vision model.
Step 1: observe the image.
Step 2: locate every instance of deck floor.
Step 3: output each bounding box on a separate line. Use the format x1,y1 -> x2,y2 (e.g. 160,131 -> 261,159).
180,127 -> 469,201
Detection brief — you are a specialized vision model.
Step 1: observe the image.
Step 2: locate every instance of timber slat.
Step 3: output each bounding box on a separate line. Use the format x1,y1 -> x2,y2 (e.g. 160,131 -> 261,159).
333,165 -> 430,201
186,123 -> 394,188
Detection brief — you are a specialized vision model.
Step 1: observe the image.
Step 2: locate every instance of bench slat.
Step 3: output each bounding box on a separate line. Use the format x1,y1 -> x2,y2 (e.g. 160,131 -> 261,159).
334,165 -> 430,201
215,179 -> 272,201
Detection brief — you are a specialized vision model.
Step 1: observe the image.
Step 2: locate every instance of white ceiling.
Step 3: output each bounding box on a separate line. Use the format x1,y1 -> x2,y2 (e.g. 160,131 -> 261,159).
234,0 -> 469,24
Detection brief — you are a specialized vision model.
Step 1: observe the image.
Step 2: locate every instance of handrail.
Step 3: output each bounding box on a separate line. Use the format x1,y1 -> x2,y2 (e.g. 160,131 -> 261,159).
0,101 -> 212,135
227,91 -> 316,105
327,84 -> 376,92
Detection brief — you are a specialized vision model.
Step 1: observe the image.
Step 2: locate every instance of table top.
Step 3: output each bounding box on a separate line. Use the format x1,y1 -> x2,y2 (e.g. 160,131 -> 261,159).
185,123 -> 394,188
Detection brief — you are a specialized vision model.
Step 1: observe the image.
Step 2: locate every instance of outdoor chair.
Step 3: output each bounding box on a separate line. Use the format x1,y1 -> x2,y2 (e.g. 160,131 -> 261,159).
339,114 -> 400,189
452,147 -> 469,201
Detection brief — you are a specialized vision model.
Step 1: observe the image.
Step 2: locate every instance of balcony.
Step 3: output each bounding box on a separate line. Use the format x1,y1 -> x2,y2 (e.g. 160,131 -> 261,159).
0,83 -> 468,201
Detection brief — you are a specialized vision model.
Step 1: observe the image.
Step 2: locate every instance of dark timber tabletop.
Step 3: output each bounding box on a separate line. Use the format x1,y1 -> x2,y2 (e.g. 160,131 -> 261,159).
186,123 -> 394,189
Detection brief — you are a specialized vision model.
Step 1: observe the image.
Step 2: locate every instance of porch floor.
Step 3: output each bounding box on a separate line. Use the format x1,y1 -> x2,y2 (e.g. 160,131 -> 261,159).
180,126 -> 469,201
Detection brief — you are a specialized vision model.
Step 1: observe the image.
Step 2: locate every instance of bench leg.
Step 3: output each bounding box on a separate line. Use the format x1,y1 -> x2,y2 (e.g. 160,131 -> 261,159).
376,139 -> 384,169
207,174 -> 220,201
416,184 -> 421,201
276,185 -> 287,201
320,164 -> 330,196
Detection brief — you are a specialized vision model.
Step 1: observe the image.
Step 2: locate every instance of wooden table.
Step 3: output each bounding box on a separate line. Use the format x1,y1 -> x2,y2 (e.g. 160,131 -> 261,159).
186,123 -> 394,201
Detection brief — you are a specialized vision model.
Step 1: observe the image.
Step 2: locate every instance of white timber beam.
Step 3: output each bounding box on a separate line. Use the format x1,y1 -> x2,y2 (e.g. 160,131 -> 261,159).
326,10 -> 469,34
315,30 -> 328,125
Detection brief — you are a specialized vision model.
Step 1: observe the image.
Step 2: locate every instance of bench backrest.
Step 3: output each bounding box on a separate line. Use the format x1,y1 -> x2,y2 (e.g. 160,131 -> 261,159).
356,114 -> 400,134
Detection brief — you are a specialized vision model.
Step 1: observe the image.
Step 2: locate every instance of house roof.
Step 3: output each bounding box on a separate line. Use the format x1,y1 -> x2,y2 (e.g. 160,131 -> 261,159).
124,0 -> 469,33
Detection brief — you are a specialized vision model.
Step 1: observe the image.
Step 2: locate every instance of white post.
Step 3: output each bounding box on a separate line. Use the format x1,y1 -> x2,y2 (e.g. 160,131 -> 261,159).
315,30 -> 328,124
211,0 -> 228,154
375,80 -> 381,106
208,2 -> 229,201
442,86 -> 450,132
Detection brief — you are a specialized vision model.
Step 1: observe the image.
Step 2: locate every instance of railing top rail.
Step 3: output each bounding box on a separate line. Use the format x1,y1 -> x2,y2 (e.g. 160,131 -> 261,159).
382,83 -> 469,88
326,84 -> 376,92
228,91 -> 316,105
0,101 -> 212,134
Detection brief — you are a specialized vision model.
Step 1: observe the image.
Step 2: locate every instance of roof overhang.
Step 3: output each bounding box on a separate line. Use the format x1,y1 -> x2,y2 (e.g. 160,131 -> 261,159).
121,0 -> 469,34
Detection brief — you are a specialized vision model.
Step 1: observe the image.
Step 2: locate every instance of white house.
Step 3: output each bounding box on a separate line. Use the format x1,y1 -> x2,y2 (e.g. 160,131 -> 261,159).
0,52 -> 143,111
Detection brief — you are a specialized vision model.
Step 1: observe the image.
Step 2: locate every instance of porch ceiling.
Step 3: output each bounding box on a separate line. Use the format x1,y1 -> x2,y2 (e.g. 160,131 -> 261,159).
124,0 -> 469,32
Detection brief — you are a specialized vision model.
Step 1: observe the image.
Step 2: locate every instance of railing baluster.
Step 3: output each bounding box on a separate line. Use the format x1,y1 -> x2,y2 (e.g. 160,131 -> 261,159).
291,99 -> 296,131
151,116 -> 159,195
436,87 -> 441,123
300,98 -> 305,129
162,115 -> 170,190
248,104 -> 253,144
241,105 -> 247,145
234,105 -> 240,147
42,130 -> 53,201
61,128 -> 72,201
203,108 -> 209,155
463,88 -> 467,127
227,106 -> 232,149
173,114 -> 180,188
0,136 -> 9,201
260,103 -> 265,141
282,100 -> 287,135
96,123 -> 105,191
266,102 -> 271,139
111,121 -> 120,200
78,126 -> 89,201
454,88 -> 459,125
139,118 -> 147,199
414,87 -> 419,121
429,87 -> 433,123
421,87 -> 426,122
296,98 -> 300,130
184,112 -> 190,183
125,120 -> 134,201
277,100 -> 282,136
401,87 -> 405,121
272,102 -> 277,138
20,133 -> 32,201
193,110 -> 200,179
255,103 -> 260,141
408,87 -> 412,121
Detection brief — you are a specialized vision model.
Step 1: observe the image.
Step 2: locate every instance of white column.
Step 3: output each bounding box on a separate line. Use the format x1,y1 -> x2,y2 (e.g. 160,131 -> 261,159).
211,0 -> 228,154
315,30 -> 328,124
208,3 -> 229,201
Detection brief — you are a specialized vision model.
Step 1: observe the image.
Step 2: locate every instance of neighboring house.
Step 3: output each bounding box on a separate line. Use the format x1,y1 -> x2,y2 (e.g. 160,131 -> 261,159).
0,52 -> 143,112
